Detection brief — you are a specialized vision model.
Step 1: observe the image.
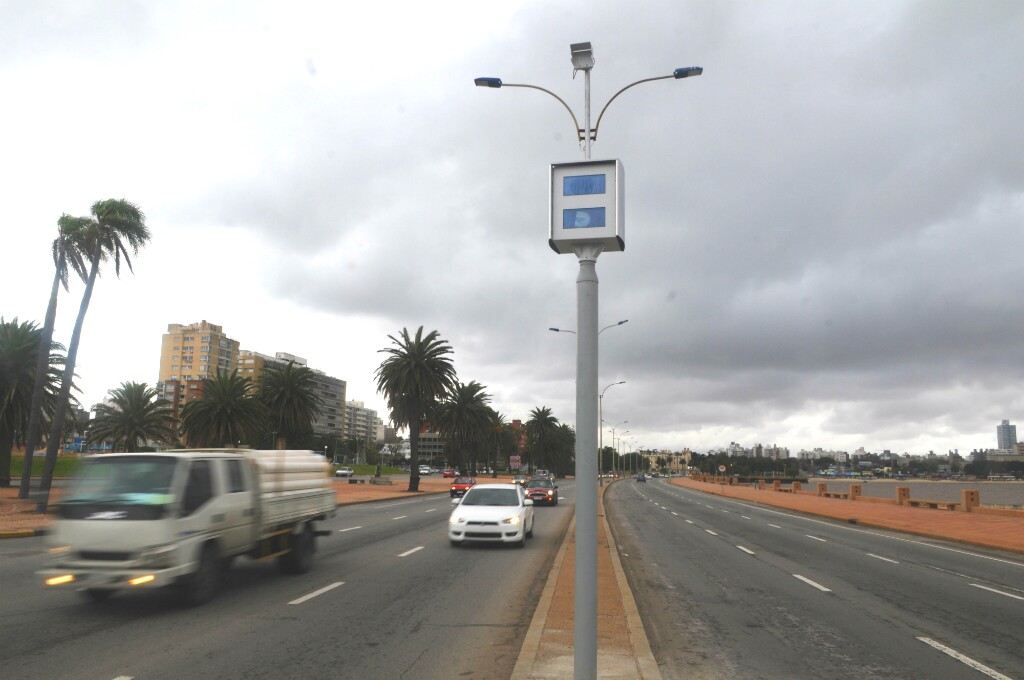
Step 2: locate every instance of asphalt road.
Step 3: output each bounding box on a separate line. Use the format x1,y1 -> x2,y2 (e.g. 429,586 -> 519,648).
605,478 -> 1024,680
0,481 -> 576,680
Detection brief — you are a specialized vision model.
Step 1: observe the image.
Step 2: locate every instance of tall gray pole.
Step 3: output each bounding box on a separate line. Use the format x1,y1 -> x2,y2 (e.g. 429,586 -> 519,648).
574,242 -> 601,679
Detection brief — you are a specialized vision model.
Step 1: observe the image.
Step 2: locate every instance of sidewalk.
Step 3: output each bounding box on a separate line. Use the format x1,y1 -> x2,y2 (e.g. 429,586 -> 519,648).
669,477 -> 1024,554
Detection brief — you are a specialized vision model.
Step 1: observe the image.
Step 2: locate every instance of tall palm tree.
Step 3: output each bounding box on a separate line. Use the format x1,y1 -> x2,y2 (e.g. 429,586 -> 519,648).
180,371 -> 267,448
0,319 -> 66,486
486,409 -> 512,479
258,361 -> 324,449
526,406 -> 559,475
550,423 -> 576,477
87,382 -> 178,452
38,199 -> 150,509
374,326 -> 457,492
433,381 -> 491,474
17,217 -> 89,497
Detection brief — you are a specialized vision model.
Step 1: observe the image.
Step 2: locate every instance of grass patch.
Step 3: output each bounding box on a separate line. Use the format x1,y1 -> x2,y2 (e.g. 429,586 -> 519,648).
11,454 -> 83,478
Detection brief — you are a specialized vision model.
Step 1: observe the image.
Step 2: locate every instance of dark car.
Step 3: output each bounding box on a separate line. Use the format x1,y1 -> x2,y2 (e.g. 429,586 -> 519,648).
525,478 -> 559,506
450,477 -> 477,497
512,475 -> 530,487
636,473 -> 647,483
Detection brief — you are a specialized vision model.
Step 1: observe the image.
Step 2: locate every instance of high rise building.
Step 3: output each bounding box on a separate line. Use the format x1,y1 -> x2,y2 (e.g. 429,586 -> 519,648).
344,401 -> 384,445
997,420 -> 1016,451
157,321 -> 240,418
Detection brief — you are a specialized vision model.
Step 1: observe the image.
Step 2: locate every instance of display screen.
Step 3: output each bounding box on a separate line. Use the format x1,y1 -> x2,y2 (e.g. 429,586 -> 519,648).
563,208 -> 605,229
563,174 -> 606,196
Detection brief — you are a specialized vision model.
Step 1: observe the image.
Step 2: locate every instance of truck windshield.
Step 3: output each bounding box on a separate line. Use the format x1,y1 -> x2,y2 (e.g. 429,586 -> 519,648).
63,456 -> 178,506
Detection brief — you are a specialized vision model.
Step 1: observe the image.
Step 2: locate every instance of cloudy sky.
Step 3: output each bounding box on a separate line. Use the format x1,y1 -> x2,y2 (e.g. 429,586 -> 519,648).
3,1 -> 1022,456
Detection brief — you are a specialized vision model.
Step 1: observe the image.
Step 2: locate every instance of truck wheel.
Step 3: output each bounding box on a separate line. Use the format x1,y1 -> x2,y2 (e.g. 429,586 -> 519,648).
185,543 -> 220,606
279,524 -> 315,575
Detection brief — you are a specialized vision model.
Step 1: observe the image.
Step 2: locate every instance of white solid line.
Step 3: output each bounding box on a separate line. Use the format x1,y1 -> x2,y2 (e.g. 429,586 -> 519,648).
805,534 -> 827,542
768,524 -> 781,528
867,553 -> 900,564
289,581 -> 344,605
793,574 -> 832,592
398,546 -> 424,557
736,546 -> 755,555
392,515 -> 408,520
916,637 -> 1014,680
337,526 -> 362,533
705,529 -> 718,536
970,583 -> 1024,601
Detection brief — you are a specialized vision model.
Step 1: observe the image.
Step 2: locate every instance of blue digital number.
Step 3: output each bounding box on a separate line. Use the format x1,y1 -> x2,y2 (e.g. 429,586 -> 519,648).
563,174 -> 606,196
563,208 -> 605,229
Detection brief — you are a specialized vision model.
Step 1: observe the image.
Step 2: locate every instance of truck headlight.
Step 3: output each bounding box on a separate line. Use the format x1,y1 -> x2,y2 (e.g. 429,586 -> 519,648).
137,544 -> 176,568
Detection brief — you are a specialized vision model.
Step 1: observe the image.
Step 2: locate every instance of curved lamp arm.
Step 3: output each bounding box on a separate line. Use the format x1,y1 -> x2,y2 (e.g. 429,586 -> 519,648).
475,78 -> 583,142
592,66 -> 703,142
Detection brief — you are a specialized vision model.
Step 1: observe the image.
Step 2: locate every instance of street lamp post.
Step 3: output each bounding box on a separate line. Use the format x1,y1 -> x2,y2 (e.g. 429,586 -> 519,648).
476,43 -> 702,680
598,384 -> 625,485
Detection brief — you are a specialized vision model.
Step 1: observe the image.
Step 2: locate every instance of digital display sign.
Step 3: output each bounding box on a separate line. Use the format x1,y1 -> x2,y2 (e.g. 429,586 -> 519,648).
563,208 -> 606,229
563,174 -> 606,196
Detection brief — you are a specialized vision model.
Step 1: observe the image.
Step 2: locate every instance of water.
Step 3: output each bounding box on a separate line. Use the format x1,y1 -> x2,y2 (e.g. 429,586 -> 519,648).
817,479 -> 1024,507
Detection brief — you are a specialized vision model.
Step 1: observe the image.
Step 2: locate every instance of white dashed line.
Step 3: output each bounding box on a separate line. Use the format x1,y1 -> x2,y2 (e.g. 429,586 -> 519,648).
392,515 -> 408,520
916,637 -> 1014,679
425,508 -> 438,513
740,515 -> 752,520
793,574 -> 831,592
867,553 -> 899,564
768,524 -> 781,529
338,526 -> 362,533
289,581 -> 345,605
736,546 -> 755,555
969,583 -> 1024,601
398,546 -> 424,557
685,520 -> 695,524
705,529 -> 718,536
805,535 -> 827,542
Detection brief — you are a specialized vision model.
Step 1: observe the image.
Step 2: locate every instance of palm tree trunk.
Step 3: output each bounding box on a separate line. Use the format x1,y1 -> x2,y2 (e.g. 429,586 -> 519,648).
17,252 -> 64,497
38,251 -> 100,512
408,417 -> 421,492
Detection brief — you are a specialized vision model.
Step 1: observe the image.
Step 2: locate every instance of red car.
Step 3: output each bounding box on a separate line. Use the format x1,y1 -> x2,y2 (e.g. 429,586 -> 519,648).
442,469 -> 458,478
525,479 -> 559,506
450,477 -> 477,497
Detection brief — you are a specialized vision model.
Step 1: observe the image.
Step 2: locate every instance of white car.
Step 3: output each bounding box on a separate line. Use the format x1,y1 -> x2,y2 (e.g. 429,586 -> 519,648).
448,484 -> 534,548
334,467 -> 354,477
418,465 -> 431,476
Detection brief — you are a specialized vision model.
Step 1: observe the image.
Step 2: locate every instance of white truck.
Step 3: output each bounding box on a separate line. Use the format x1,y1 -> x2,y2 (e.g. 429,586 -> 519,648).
40,449 -> 336,605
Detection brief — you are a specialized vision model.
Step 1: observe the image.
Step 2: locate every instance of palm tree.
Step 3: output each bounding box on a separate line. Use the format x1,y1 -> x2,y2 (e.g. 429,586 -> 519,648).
374,326 -> 457,492
486,409 -> 513,479
526,406 -> 559,475
0,319 -> 66,486
87,382 -> 178,452
257,361 -> 323,449
550,423 -> 576,477
433,381 -> 491,474
17,217 -> 89,497
180,371 -> 267,448
38,199 -> 150,509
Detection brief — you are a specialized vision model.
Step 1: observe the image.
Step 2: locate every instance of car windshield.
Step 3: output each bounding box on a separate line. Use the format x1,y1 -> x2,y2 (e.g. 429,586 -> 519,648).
461,488 -> 520,506
528,480 -> 553,488
62,456 -> 178,505
454,477 -> 475,484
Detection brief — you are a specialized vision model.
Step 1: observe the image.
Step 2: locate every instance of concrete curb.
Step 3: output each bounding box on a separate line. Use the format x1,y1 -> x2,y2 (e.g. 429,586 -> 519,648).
0,528 -> 47,539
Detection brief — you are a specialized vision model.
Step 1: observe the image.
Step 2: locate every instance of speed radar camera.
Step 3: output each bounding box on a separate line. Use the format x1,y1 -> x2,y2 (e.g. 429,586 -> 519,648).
549,159 -> 624,254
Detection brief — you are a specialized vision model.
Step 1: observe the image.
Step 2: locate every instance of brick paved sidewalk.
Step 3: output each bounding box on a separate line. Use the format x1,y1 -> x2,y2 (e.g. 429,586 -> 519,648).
670,477 -> 1024,554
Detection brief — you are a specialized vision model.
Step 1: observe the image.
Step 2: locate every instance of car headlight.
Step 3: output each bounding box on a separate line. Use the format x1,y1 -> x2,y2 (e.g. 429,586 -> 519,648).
502,515 -> 521,525
449,515 -> 467,525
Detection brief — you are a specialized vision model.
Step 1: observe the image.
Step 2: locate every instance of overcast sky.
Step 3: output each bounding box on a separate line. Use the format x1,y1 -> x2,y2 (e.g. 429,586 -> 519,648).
3,1 -> 1023,456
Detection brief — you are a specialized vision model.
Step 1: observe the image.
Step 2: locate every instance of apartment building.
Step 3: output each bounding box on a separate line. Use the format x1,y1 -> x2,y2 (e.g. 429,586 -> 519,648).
157,321 -> 240,417
343,401 -> 384,445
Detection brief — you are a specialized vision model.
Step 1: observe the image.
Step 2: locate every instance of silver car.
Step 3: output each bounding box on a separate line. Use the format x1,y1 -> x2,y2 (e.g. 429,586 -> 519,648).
448,484 -> 534,548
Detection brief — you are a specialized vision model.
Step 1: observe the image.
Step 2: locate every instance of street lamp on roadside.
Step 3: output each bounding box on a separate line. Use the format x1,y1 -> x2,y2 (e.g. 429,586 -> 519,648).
598,384 -> 625,485
548,319 -> 628,336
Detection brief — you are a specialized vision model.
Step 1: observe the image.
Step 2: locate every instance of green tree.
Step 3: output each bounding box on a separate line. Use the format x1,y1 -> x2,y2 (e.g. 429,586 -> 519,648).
549,423 -> 575,477
39,199 -> 151,509
18,216 -> 89,497
374,326 -> 457,492
180,371 -> 267,448
0,319 -> 66,486
487,410 -> 514,479
87,382 -> 178,452
433,381 -> 491,474
258,361 -> 324,449
526,406 -> 559,475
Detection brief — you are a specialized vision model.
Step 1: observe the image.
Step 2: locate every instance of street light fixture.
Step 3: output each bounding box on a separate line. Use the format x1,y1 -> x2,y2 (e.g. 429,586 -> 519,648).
598,383 -> 625,485
548,319 -> 628,335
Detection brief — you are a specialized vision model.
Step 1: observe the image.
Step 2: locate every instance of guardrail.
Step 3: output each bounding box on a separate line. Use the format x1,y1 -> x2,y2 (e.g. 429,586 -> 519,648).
691,475 -> 1022,517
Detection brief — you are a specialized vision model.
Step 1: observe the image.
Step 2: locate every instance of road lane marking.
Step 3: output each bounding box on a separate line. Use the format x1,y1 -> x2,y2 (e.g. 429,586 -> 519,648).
685,520 -> 695,524
290,581 -> 345,605
805,535 -> 827,542
768,524 -> 781,528
741,515 -> 752,520
916,637 -> 1014,680
721,509 -> 731,513
970,583 -> 1024,601
793,574 -> 831,592
705,529 -> 718,536
398,546 -> 424,557
736,546 -> 755,555
338,526 -> 362,532
671,511 -> 679,516
392,515 -> 408,520
867,553 -> 899,564
425,508 -> 438,513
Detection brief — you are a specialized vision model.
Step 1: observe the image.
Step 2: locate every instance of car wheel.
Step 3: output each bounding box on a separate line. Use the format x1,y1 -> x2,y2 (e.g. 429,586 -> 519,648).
279,524 -> 315,575
526,517 -> 534,538
184,542 -> 220,606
